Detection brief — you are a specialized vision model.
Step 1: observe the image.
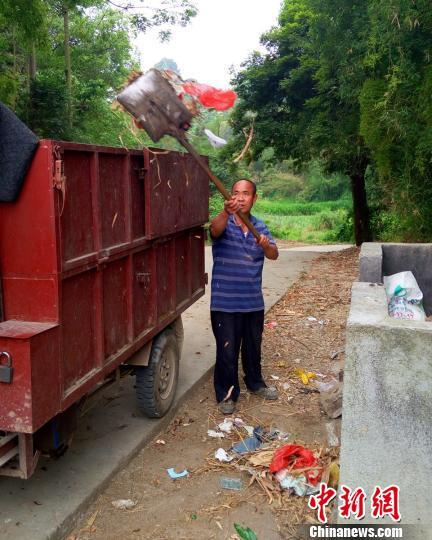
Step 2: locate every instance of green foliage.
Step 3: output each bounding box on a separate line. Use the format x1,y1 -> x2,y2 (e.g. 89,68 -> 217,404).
0,0 -> 197,145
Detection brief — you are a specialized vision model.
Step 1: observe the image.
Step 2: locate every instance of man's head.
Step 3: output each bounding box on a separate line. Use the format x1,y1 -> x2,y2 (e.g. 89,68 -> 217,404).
231,179 -> 257,213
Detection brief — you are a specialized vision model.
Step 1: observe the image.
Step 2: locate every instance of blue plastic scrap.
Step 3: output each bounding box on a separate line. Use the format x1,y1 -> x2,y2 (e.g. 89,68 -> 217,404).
166,467 -> 189,479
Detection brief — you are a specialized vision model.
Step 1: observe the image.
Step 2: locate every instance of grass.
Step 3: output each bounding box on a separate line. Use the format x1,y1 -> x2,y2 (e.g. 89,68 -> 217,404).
209,194 -> 353,244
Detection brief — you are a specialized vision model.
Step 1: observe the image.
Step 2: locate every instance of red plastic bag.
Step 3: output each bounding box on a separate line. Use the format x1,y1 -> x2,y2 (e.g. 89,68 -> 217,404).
269,444 -> 322,485
182,82 -> 237,111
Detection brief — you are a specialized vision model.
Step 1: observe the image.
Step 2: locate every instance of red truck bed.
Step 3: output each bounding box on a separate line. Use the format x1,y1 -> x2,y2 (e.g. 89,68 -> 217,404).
0,140 -> 208,477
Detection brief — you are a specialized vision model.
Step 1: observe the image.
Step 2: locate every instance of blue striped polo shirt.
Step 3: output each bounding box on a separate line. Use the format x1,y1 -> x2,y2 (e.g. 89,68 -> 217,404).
210,214 -> 275,312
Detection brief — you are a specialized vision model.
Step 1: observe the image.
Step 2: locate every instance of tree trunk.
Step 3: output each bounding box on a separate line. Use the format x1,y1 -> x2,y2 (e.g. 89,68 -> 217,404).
27,41 -> 37,126
63,5 -> 72,130
350,162 -> 372,246
29,42 -> 37,80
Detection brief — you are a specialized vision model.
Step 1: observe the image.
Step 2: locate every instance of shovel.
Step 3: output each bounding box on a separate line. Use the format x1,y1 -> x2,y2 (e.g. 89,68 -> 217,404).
116,69 -> 260,240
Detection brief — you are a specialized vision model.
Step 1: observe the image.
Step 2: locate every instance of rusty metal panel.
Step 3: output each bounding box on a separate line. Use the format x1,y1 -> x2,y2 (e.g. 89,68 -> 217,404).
155,240 -> 175,319
103,257 -> 129,359
133,248 -> 156,337
99,153 -> 128,250
61,150 -> 95,266
130,154 -> 146,240
61,271 -> 97,391
0,321 -> 59,433
175,235 -> 190,307
190,228 -> 205,296
0,141 -> 59,323
145,150 -> 209,238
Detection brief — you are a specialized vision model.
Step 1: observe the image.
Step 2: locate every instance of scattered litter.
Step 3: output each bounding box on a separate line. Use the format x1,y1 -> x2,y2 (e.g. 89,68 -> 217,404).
111,499 -> 137,510
307,316 -> 317,322
384,271 -> 426,321
207,429 -> 225,438
293,358 -> 301,364
325,422 -> 339,447
191,513 -> 198,520
215,448 -> 234,462
242,425 -> 255,437
155,439 -> 166,445
233,417 -> 245,427
294,368 -> 317,385
248,449 -> 274,467
166,468 -> 189,479
318,320 -> 325,325
264,321 -> 278,329
316,380 -> 343,418
328,461 -> 340,489
4,518 -> 12,524
270,374 -> 280,380
204,128 -> 227,148
234,523 -> 258,540
218,418 -> 234,433
330,349 -> 344,360
282,382 -> 290,390
315,372 -> 326,378
270,444 -> 322,485
220,476 -> 243,490
232,435 -> 262,454
275,470 -> 319,496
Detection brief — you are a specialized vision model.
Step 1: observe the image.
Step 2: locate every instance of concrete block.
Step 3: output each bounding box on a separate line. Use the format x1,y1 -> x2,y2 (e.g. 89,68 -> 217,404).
340,281 -> 432,526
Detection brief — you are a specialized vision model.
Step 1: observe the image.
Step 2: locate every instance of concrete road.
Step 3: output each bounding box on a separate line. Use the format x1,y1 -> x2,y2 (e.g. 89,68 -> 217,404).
0,245 -> 350,540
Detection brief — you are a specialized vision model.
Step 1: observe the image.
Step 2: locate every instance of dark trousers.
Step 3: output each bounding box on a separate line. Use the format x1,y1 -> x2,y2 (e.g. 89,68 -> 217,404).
211,310 -> 266,403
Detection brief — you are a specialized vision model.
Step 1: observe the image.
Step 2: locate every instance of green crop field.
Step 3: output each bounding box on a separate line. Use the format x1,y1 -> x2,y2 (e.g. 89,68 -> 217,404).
209,195 -> 353,244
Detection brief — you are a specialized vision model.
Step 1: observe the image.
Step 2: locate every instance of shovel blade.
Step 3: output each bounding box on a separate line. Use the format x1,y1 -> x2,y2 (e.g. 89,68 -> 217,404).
117,69 -> 193,142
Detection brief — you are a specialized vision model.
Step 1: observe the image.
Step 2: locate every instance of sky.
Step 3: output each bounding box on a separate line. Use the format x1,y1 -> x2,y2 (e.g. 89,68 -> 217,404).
134,0 -> 283,88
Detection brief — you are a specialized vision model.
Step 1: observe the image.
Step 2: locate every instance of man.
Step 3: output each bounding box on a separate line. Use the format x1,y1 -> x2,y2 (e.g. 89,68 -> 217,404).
210,178 -> 279,415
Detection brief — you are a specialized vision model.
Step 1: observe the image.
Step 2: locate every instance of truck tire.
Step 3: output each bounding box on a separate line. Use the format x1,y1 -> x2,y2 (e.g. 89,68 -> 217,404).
135,328 -> 179,418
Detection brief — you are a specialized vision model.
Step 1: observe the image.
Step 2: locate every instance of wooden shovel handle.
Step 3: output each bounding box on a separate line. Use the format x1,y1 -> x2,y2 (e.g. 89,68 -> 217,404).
176,132 -> 261,240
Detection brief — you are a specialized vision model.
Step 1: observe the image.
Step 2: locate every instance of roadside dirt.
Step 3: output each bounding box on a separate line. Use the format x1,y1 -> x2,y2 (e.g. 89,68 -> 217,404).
68,247 -> 359,540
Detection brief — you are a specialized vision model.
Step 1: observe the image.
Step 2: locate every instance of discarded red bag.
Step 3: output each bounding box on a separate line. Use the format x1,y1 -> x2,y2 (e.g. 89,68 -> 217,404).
269,444 -> 322,485
183,82 -> 237,111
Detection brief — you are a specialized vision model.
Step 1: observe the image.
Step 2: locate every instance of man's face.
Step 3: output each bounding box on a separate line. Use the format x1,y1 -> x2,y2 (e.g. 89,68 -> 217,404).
232,180 -> 257,213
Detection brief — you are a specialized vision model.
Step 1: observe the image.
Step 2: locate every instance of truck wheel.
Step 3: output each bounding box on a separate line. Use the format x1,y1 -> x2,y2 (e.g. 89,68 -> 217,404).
135,328 -> 179,418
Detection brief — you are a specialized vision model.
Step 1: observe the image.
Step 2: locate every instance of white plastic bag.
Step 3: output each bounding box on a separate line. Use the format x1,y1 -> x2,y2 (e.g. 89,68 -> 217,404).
383,271 -> 426,321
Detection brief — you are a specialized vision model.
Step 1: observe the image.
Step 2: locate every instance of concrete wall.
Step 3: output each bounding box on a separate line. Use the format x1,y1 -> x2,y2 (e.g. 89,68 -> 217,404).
340,244 -> 432,529
359,242 -> 432,315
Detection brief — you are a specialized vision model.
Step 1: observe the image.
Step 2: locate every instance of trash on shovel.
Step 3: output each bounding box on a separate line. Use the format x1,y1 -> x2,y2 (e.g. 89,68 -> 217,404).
166,468 -> 189,479
215,448 -> 234,462
111,499 -> 137,510
219,476 -> 243,490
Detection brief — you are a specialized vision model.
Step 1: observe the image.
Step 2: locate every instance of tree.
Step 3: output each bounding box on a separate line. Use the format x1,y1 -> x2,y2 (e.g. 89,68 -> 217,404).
0,0 -> 197,145
229,0 -> 373,245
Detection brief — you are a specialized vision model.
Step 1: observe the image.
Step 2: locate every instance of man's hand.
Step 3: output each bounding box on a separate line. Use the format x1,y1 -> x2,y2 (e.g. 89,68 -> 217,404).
224,196 -> 241,215
256,234 -> 270,250
256,234 -> 279,260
